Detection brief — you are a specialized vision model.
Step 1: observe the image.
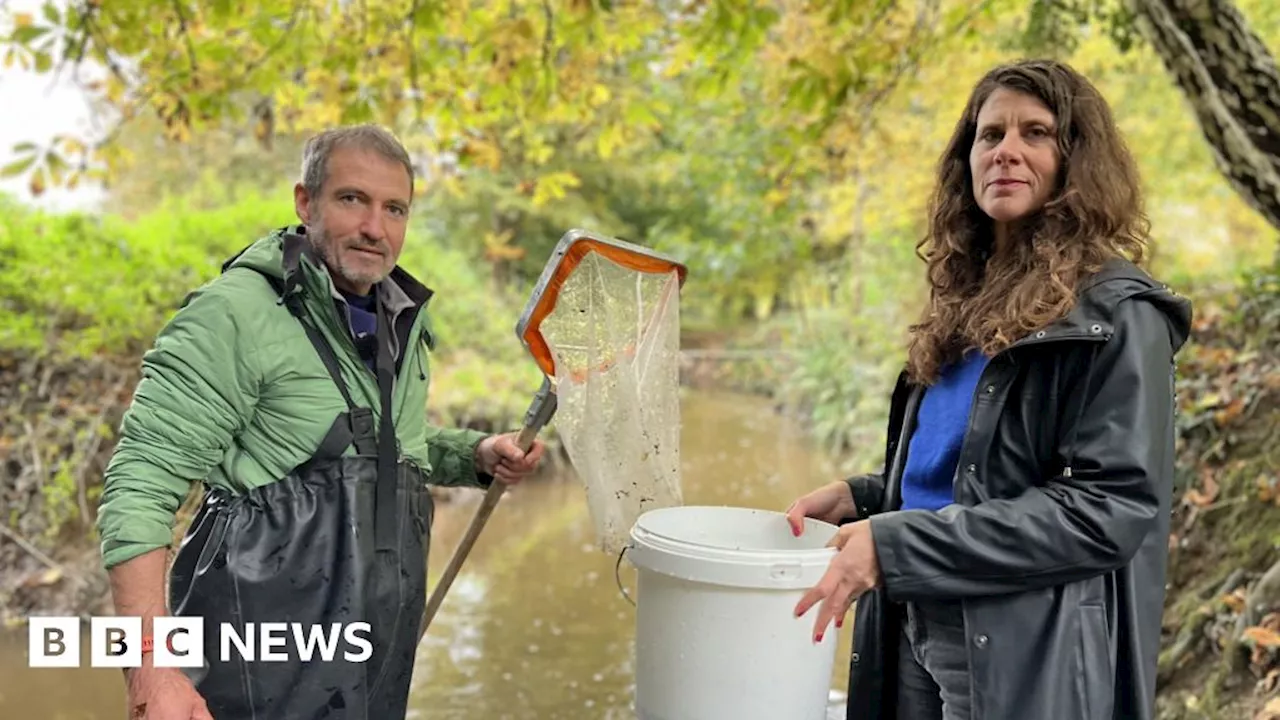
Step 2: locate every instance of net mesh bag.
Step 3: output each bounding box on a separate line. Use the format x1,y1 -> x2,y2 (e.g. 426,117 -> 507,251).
540,252 -> 684,554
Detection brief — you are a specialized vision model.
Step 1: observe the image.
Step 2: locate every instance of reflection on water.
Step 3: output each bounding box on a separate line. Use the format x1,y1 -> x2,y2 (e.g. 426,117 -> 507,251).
0,390 -> 856,719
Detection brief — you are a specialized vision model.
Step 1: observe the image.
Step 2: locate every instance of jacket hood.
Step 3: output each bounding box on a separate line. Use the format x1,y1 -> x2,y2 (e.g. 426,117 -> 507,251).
224,228 -> 288,280
1046,257 -> 1193,353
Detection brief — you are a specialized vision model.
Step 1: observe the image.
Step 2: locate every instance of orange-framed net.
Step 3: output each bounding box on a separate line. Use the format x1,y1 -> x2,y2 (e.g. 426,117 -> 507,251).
520,236 -> 687,378
522,232 -> 687,553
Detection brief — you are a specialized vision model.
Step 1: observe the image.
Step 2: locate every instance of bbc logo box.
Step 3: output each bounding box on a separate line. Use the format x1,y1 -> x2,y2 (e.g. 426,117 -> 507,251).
27,617 -> 80,668
28,616 -> 205,668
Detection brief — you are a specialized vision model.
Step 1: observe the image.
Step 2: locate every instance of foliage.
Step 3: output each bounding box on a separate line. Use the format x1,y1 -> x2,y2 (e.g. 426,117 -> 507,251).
1154,257 -> 1280,718
102,113 -> 311,219
0,186 -> 538,423
1020,0 -> 1143,54
5,0 -> 1275,319
0,0 -> 977,202
772,306 -> 905,473
0,190 -> 290,357
1173,255 -> 1279,451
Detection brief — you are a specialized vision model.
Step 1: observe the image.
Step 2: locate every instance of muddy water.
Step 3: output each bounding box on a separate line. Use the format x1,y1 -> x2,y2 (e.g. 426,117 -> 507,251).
0,389 -> 857,719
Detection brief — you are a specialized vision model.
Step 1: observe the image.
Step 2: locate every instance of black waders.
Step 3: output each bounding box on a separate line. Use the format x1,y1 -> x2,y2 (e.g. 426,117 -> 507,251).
169,258 -> 432,720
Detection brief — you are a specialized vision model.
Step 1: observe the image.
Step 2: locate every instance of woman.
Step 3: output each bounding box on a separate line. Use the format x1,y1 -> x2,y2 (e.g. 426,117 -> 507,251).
785,59 -> 1192,720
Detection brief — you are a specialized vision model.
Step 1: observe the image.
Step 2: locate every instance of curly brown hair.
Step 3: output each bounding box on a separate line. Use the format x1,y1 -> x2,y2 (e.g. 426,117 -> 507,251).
905,59 -> 1149,384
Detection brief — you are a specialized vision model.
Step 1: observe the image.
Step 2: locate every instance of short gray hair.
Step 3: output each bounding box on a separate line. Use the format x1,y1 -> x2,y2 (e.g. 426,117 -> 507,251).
299,124 -> 415,198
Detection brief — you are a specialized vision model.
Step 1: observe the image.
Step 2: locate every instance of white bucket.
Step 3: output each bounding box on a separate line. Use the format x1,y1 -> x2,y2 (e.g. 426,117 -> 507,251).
625,505 -> 840,720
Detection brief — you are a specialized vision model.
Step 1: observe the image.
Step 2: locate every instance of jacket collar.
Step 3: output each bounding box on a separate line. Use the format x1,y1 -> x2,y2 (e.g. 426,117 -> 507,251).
1022,256 -> 1191,349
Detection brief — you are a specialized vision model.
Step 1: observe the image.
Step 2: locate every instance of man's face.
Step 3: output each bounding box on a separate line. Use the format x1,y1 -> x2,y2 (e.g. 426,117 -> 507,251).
294,146 -> 412,295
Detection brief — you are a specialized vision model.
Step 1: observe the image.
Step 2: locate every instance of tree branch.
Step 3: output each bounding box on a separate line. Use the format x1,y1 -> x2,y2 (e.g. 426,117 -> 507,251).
241,3 -> 304,79
51,1 -> 96,85
170,0 -> 199,80
0,523 -> 63,573
1129,0 -> 1280,231
541,0 -> 554,68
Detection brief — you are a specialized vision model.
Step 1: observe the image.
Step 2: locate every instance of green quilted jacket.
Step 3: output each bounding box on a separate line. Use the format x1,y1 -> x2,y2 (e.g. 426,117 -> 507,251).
97,228 -> 489,569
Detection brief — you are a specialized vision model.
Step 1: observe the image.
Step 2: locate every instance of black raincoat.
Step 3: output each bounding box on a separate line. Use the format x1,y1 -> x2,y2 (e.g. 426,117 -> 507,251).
843,259 -> 1193,720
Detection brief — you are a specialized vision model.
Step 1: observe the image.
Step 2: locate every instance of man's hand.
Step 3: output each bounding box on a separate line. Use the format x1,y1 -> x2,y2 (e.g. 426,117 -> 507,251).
126,666 -> 213,719
793,520 -> 882,642
107,550 -> 211,719
475,432 -> 547,486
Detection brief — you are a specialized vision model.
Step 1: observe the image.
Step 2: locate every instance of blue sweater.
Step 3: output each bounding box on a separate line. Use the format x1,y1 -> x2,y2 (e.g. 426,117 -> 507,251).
340,289 -> 378,371
900,350 -> 990,512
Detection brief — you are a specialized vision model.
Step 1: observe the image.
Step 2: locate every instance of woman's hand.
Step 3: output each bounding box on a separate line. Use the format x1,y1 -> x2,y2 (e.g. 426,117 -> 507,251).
793,520 -> 882,641
784,480 -> 857,535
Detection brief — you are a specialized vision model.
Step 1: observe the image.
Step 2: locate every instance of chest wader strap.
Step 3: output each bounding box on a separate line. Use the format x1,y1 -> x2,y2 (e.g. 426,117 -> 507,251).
248,237 -> 402,553
288,296 -> 400,552
295,318 -> 378,459
373,297 -> 399,552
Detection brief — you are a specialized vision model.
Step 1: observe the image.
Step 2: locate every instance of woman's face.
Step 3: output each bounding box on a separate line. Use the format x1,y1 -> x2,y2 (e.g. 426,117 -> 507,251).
969,87 -> 1061,227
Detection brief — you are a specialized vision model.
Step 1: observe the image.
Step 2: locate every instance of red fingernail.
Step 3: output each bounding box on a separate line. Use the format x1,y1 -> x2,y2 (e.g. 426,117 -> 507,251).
815,633 -> 824,643
836,618 -> 843,628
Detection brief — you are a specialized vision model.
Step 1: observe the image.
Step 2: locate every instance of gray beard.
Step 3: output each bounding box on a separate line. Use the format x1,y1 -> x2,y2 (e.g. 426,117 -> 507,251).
309,226 -> 388,290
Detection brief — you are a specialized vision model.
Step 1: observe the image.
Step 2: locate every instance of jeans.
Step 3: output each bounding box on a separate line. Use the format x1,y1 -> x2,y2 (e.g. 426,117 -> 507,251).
896,600 -> 973,720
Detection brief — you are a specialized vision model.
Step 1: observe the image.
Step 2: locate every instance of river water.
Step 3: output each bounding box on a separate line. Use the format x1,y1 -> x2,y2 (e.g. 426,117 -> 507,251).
0,389 -> 855,719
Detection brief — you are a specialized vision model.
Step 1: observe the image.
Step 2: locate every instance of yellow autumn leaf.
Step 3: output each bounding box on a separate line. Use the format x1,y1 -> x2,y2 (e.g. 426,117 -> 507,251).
764,187 -> 790,208
596,125 -> 626,160
526,141 -> 554,166
531,171 -> 581,208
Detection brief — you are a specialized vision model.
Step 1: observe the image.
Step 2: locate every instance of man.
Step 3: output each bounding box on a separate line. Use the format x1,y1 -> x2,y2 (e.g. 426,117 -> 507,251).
96,124 -> 546,720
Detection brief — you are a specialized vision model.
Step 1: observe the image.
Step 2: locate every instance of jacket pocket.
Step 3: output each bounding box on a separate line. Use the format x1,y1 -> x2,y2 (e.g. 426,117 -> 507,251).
1077,604 -> 1115,720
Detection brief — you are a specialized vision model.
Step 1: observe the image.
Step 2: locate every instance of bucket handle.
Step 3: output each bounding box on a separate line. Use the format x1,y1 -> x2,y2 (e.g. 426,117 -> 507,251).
614,544 -> 636,608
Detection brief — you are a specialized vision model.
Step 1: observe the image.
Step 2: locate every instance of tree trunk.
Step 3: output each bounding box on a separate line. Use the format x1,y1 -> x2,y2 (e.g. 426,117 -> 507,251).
1129,0 -> 1280,231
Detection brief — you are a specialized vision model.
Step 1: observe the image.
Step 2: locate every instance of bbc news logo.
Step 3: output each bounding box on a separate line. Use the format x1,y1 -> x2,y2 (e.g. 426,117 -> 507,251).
28,617 -> 374,668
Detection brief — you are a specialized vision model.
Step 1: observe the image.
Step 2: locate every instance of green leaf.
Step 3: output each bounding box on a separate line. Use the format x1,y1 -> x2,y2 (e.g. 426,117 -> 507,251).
11,25 -> 48,45
0,154 -> 37,178
32,49 -> 52,73
41,1 -> 60,25
624,102 -> 659,128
